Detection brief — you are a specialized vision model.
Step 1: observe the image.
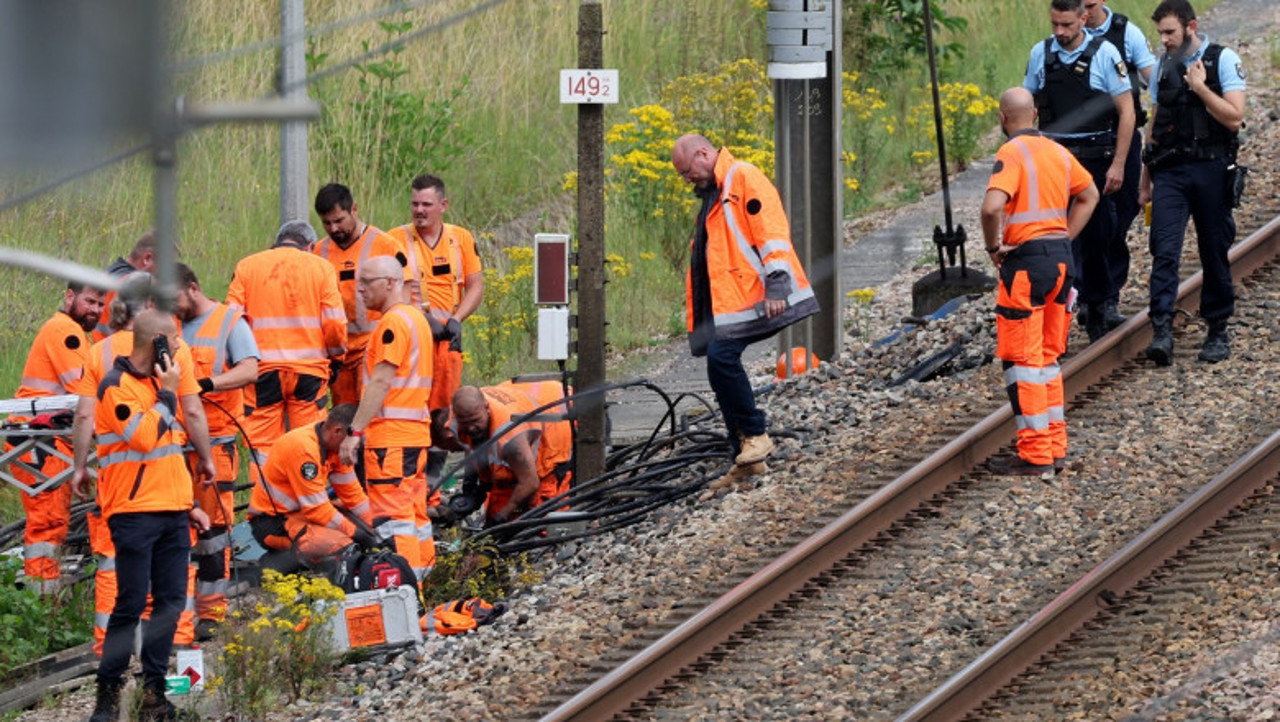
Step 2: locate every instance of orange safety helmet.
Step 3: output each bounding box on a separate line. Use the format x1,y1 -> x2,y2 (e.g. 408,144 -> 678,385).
776,347 -> 820,379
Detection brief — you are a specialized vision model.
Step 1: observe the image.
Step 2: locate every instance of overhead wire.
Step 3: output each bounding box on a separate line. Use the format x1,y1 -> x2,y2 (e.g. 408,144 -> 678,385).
0,0 -> 515,217
173,0 -> 450,74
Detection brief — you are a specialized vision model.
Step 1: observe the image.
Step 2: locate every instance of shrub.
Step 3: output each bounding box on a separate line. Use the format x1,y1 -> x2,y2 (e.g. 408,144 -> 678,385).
0,558 -> 93,677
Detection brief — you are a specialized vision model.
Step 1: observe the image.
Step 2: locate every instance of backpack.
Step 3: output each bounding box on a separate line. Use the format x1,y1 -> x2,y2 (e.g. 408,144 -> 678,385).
329,546 -> 417,596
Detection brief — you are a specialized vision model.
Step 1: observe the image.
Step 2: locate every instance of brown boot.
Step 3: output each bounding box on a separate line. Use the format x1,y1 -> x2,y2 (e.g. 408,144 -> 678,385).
735,433 -> 774,465
709,461 -> 767,491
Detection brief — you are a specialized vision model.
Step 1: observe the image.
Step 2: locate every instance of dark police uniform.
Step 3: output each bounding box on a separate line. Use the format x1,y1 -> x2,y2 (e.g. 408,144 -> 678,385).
1024,34 -> 1131,340
1144,33 -> 1245,363
1087,8 -> 1157,320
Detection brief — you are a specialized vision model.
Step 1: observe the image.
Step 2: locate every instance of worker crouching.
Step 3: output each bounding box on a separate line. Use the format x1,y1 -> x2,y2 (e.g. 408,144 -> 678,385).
247,404 -> 377,574
451,381 -> 573,526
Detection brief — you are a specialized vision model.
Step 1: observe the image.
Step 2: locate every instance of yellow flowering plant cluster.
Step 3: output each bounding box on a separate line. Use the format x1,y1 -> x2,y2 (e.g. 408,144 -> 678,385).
467,245 -> 537,380
905,82 -> 999,171
210,570 -> 346,718
845,287 -> 877,341
841,71 -> 898,211
600,58 -> 775,270
420,541 -> 540,607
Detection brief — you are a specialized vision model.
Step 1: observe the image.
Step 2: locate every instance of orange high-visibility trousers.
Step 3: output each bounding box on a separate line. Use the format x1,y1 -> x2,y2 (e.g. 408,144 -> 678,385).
365,446 -> 434,579
189,442 -> 237,623
243,369 -> 329,485
9,438 -> 73,592
994,237 -> 1075,467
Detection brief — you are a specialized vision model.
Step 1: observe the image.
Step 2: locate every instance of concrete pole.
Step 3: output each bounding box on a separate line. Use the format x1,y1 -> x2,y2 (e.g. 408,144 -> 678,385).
574,0 -> 607,484
280,0 -> 309,224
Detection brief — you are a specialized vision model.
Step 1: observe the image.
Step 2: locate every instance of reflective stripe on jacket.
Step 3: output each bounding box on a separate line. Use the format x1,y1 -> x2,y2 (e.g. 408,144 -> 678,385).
312,226 -> 409,352
16,311 -> 90,402
186,303 -> 246,439
94,357 -> 193,519
226,246 -> 348,375
364,305 -> 434,446
684,148 -> 819,341
248,422 -> 368,535
987,131 -> 1094,247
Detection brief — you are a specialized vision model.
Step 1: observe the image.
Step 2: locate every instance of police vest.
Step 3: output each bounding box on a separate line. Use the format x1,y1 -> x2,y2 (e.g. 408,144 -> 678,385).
1101,13 -> 1148,126
1035,35 -> 1120,138
1152,43 -> 1237,159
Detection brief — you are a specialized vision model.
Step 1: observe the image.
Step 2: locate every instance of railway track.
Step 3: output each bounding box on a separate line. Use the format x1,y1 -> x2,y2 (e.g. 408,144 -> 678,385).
536,216 -> 1280,721
906,430 -> 1280,720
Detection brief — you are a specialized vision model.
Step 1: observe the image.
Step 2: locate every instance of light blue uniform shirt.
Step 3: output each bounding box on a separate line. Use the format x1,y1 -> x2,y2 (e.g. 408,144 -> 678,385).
1150,33 -> 1246,106
1024,35 -> 1132,138
1086,7 -> 1157,80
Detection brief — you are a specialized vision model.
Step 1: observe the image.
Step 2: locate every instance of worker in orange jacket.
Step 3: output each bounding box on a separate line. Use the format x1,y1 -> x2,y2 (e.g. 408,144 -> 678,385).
981,87 -> 1100,477
226,221 -> 348,486
93,231 -> 158,342
174,262 -> 260,641
248,404 -> 375,572
72,310 -> 212,722
452,381 -> 573,525
388,173 -> 485,484
69,272 -> 212,656
671,134 -> 819,487
5,281 -> 105,593
313,183 -> 413,406
339,256 -> 435,580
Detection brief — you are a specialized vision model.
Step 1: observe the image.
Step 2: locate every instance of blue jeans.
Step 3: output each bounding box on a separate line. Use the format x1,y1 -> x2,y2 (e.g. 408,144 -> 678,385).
98,511 -> 191,689
1148,158 -> 1236,320
706,336 -> 766,457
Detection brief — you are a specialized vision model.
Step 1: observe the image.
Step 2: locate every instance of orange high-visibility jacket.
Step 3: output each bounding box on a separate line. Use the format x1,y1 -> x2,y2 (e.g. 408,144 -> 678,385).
988,130 -> 1093,247
93,357 -> 193,519
185,303 -> 250,440
312,226 -> 410,354
226,246 -> 348,376
468,380 -> 572,488
388,223 -> 483,320
685,148 -> 819,341
16,311 -> 91,402
248,422 -> 369,535
363,304 -> 433,447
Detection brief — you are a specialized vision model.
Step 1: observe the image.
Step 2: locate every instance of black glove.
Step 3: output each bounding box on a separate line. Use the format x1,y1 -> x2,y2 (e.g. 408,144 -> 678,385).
427,503 -> 458,529
428,316 -> 448,343
446,318 -> 463,352
197,377 -> 215,395
328,358 -> 343,386
352,526 -> 378,550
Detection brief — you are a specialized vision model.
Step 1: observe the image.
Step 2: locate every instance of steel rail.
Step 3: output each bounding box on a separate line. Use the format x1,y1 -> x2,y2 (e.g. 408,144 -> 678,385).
899,428 -> 1280,721
540,216 -> 1280,722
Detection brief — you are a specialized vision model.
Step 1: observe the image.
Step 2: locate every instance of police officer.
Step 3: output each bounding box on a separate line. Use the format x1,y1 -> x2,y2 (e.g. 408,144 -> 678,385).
1084,0 -> 1157,331
1023,0 -> 1134,342
1138,0 -> 1246,365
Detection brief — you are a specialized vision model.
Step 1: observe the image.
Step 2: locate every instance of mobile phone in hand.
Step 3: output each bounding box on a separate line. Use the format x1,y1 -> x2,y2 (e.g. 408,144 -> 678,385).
152,335 -> 171,372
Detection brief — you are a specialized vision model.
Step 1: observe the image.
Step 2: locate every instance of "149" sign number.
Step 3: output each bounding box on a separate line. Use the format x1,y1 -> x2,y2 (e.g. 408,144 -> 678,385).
560,69 -> 619,105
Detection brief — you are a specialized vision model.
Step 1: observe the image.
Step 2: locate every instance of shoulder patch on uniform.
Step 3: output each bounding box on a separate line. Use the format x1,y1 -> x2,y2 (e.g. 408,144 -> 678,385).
65,335 -> 81,350
992,159 -> 1004,174
382,329 -> 395,344
1115,61 -> 1127,78
300,461 -> 319,480
1237,63 -> 1245,80
746,199 -> 762,215
114,404 -> 131,421
395,252 -> 407,266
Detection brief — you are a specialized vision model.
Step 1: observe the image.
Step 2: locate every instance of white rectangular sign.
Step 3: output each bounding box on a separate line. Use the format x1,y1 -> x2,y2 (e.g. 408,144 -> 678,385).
560,69 -> 619,104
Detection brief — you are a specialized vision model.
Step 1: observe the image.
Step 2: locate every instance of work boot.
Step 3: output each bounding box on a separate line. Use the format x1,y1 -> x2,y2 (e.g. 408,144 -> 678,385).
986,455 -> 1054,479
1103,302 -> 1127,331
1084,304 -> 1108,343
139,685 -> 195,721
1198,319 -> 1231,363
194,618 -> 218,642
1145,313 -> 1174,366
709,461 -> 767,492
89,679 -> 122,722
735,433 -> 774,466
1075,304 -> 1090,330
